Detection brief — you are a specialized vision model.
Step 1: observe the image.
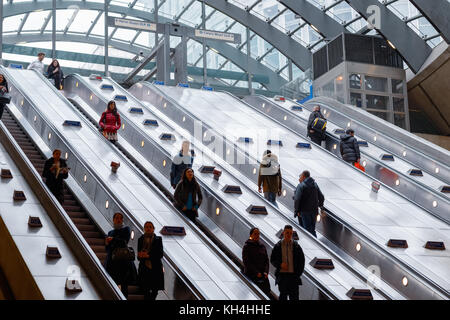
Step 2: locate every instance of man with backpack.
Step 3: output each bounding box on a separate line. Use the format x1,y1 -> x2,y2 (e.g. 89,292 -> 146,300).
258,150 -> 282,207
307,105 -> 327,146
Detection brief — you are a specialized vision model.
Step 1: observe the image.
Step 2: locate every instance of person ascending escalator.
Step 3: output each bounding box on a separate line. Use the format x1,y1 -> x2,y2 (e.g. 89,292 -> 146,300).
307,105 -> 327,146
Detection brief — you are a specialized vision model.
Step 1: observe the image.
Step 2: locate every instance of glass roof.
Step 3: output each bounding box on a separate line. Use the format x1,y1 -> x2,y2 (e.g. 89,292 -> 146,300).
1,0 -> 446,88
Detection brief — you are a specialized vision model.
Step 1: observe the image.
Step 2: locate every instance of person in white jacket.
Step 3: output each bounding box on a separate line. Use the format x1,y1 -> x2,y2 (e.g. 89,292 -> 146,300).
27,53 -> 45,74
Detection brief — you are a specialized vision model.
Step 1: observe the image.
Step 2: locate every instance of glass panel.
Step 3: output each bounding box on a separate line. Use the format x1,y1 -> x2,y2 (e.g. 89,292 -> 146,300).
367,110 -> 388,121
3,14 -> 25,32
69,10 -> 100,34
392,79 -> 404,94
366,94 -> 389,110
350,92 -> 362,108
349,73 -> 362,89
365,76 -> 388,92
394,113 -> 406,129
393,97 -> 405,112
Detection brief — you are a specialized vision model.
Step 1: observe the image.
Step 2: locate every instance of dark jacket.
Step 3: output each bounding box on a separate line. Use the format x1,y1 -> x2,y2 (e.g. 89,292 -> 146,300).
170,151 -> 194,187
137,234 -> 165,291
0,78 -> 9,95
42,157 -> 69,199
294,177 -> 324,216
307,110 -> 326,140
47,64 -> 64,89
105,226 -> 137,284
270,240 -> 305,285
340,134 -> 360,163
174,179 -> 203,210
242,239 -> 269,280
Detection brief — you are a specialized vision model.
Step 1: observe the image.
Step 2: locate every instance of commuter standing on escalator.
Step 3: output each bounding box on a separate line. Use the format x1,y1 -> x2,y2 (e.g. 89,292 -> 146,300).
0,74 -> 9,120
242,227 -> 271,297
27,52 -> 45,74
137,221 -> 164,300
42,149 -> 69,204
307,105 -> 327,146
170,140 -> 195,189
47,59 -> 64,90
270,225 -> 305,300
105,212 -> 137,299
174,168 -> 203,222
340,128 -> 361,165
257,150 -> 282,207
99,100 -> 121,143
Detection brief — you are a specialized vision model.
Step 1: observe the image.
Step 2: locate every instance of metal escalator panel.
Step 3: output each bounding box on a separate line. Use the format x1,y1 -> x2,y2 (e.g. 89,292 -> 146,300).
134,82 -> 450,300
3,67 -> 261,301
242,95 -> 450,224
62,74 -> 399,300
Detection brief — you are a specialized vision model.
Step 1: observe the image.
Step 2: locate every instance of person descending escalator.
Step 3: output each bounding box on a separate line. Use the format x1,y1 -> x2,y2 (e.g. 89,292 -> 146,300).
340,128 -> 361,166
174,168 -> 203,222
105,212 -> 137,299
242,227 -> 271,297
99,100 -> 121,143
307,105 -> 327,146
42,149 -> 69,204
47,59 -> 64,90
257,150 -> 282,207
137,221 -> 165,300
0,74 -> 10,120
170,140 -> 195,189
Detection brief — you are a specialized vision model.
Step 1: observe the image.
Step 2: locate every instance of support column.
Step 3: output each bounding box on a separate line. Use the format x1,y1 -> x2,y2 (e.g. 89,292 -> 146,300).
288,59 -> 293,82
201,1 -> 207,86
246,27 -> 253,95
52,0 -> 56,59
0,0 -> 3,65
104,0 -> 109,77
154,0 -> 159,46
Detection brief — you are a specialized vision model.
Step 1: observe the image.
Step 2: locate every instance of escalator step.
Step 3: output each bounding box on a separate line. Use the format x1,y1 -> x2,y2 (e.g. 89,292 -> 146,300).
127,295 -> 144,301
90,245 -> 107,253
67,211 -> 87,219
63,206 -> 83,212
76,224 -> 97,232
64,200 -> 78,206
71,218 -> 91,225
86,238 -> 105,246
96,252 -> 107,261
81,231 -> 103,238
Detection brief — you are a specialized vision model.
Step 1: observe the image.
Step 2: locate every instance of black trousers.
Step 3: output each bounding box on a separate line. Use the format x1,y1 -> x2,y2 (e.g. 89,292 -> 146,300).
278,273 -> 299,300
252,277 -> 271,297
183,209 -> 197,222
298,212 -> 317,238
0,103 -> 5,120
143,289 -> 158,300
310,135 -> 322,146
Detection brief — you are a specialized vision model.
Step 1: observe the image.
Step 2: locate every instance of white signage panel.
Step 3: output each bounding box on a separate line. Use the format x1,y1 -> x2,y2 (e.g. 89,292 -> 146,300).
114,18 -> 157,31
194,29 -> 235,42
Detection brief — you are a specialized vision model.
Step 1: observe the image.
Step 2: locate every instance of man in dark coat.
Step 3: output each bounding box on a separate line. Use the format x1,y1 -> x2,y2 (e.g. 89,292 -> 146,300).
42,149 -> 69,203
294,170 -> 325,238
270,225 -> 305,300
242,227 -> 270,296
137,221 -> 164,300
307,105 -> 326,145
340,128 -> 361,165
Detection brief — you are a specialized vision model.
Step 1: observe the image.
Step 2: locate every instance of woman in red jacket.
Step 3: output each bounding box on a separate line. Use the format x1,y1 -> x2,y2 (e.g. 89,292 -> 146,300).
99,100 -> 121,143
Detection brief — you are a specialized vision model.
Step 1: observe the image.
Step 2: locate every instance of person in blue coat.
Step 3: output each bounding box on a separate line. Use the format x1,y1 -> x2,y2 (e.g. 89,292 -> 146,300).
170,140 -> 195,189
137,221 -> 164,300
105,212 -> 137,298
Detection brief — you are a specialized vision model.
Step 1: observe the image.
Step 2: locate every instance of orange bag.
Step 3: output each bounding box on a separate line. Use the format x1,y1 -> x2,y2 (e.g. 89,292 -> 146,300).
354,161 -> 365,172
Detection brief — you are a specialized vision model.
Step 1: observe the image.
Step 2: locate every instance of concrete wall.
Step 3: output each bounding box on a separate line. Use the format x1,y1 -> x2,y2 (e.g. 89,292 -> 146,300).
407,42 -> 450,135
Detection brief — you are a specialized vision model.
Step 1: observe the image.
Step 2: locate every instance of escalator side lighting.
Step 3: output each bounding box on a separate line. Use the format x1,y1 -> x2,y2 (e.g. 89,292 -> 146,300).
101,84 -> 114,90
63,120 -> 82,127
1,169 -> 13,179
267,140 -> 283,146
46,246 -> 62,259
160,133 -> 175,141
13,190 -> 26,201
143,119 -> 159,126
291,106 -> 303,111
238,137 -> 253,143
199,166 -> 216,174
246,205 -> 268,215
276,229 -> 299,240
296,142 -> 311,149
381,154 -> 395,161
222,185 -> 242,194
160,226 -> 186,236
178,83 -> 189,88
358,140 -> 369,147
129,107 -> 144,114
28,216 -> 42,228
9,63 -> 23,69
202,86 -> 213,91
346,288 -> 373,300
154,81 -> 165,85
114,95 -> 128,101
408,169 -> 423,176
310,258 -> 335,270
440,186 -> 450,193
387,239 -> 408,248
425,241 -> 445,250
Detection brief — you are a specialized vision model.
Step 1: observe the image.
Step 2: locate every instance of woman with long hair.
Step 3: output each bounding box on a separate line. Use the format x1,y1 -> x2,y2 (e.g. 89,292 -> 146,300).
173,168 -> 203,222
47,59 -> 64,89
99,100 -> 121,143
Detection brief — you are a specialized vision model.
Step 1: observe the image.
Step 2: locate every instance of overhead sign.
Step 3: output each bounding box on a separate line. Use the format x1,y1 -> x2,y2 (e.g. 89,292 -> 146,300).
194,29 -> 235,42
108,17 -> 157,32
